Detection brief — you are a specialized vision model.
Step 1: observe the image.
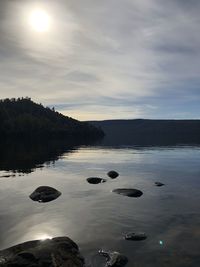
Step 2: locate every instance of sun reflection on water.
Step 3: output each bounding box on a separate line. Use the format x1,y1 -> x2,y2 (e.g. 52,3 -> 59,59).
35,233 -> 53,241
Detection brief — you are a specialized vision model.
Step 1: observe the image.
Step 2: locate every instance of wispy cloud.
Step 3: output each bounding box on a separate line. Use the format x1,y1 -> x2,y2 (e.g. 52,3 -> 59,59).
0,0 -> 200,120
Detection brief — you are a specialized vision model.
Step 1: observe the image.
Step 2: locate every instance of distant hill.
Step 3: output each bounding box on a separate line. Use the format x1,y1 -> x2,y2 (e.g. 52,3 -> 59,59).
89,119 -> 200,146
0,98 -> 104,139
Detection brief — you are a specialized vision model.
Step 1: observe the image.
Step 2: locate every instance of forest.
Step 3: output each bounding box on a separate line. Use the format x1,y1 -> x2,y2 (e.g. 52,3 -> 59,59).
0,97 -> 104,139
90,119 -> 200,145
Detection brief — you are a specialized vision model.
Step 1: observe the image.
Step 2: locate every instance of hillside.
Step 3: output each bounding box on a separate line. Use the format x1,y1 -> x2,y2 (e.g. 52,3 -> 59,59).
0,98 -> 104,139
89,119 -> 200,146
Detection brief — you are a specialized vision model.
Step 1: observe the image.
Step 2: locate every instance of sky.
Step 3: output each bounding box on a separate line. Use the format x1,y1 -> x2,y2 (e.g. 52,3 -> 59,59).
0,0 -> 200,120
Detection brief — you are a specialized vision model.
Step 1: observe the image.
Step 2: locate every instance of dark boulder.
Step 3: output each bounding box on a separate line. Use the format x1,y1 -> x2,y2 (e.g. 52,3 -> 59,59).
155,182 -> 165,187
29,186 -> 61,203
124,232 -> 147,241
112,188 -> 143,198
99,249 -> 128,267
107,171 -> 119,179
0,236 -> 84,267
87,177 -> 106,184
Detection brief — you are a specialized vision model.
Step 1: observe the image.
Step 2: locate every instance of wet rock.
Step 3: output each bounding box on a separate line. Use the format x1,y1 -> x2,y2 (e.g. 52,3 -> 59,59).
29,186 -> 61,203
0,236 -> 84,267
112,188 -> 143,198
124,232 -> 147,241
155,182 -> 165,187
99,249 -> 128,267
18,251 -> 37,260
0,174 -> 16,178
107,171 -> 119,179
87,177 -> 106,184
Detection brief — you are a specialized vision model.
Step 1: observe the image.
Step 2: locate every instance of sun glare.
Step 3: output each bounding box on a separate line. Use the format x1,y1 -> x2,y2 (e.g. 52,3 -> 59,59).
36,234 -> 53,240
29,9 -> 51,32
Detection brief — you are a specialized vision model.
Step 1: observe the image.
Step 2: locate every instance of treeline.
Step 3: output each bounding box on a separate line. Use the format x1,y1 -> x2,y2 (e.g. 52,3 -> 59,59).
90,119 -> 200,146
0,98 -> 104,139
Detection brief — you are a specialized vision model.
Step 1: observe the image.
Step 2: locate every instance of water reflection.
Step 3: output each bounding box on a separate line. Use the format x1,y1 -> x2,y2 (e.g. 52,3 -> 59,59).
0,138 -> 99,174
0,142 -> 200,266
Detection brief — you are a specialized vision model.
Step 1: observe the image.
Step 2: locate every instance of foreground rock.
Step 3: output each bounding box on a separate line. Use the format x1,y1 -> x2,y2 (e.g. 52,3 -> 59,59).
87,177 -> 106,184
29,186 -> 61,203
107,171 -> 119,179
0,236 -> 84,267
155,182 -> 165,187
124,232 -> 147,241
99,249 -> 128,267
112,188 -> 143,198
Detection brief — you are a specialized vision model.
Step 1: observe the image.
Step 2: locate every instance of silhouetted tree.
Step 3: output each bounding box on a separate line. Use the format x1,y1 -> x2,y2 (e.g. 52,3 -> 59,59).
0,98 -> 104,139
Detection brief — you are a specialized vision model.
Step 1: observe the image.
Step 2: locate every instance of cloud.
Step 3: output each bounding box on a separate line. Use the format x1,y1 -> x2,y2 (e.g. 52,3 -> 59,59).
0,0 -> 200,120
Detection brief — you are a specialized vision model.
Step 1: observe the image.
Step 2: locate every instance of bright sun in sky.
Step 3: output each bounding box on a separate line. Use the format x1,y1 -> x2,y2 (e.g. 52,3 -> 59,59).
29,9 -> 51,32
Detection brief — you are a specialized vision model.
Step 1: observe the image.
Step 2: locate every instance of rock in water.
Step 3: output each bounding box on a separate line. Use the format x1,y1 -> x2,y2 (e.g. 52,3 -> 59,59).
99,249 -> 128,267
87,177 -> 106,184
107,171 -> 119,179
112,188 -> 143,198
124,232 -> 147,241
29,186 -> 61,203
155,182 -> 165,187
0,236 -> 84,267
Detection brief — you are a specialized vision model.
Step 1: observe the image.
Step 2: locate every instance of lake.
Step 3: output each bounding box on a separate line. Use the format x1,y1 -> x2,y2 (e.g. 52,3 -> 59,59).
0,141 -> 200,267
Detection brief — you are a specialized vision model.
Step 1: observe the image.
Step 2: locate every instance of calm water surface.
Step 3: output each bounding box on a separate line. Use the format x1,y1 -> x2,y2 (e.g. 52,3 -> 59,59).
0,144 -> 200,267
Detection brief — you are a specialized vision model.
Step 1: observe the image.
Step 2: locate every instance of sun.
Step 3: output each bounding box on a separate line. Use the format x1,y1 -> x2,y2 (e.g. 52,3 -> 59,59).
29,9 -> 51,32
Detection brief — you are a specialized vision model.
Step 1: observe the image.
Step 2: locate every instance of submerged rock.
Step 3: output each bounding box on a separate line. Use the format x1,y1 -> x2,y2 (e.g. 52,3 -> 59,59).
0,236 -> 84,267
155,182 -> 165,187
87,177 -> 106,184
112,188 -> 143,198
99,249 -> 128,267
124,232 -> 147,241
0,174 -> 16,178
107,171 -> 119,179
29,186 -> 61,203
